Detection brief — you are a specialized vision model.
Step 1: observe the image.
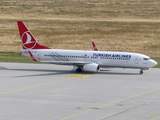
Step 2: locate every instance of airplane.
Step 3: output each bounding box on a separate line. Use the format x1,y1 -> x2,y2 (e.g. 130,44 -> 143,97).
17,21 -> 157,74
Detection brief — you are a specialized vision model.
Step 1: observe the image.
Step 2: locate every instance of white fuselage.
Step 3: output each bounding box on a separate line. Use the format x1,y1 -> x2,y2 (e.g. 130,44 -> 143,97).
22,49 -> 157,70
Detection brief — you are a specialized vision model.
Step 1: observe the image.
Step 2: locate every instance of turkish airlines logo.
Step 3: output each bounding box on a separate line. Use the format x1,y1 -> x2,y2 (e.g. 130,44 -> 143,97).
21,31 -> 36,49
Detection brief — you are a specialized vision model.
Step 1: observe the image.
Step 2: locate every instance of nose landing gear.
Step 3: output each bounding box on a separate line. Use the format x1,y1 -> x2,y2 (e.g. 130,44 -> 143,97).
139,68 -> 148,74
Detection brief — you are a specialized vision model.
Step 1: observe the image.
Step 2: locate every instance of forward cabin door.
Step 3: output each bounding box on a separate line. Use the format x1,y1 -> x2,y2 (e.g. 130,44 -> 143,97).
84,54 -> 88,62
135,56 -> 139,64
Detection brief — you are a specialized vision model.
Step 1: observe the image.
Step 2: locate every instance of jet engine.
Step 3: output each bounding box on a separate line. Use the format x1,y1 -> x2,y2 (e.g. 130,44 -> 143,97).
83,63 -> 100,72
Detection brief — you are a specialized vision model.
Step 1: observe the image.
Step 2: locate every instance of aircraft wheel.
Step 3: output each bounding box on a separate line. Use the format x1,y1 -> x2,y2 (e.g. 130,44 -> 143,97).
76,68 -> 82,73
139,70 -> 143,74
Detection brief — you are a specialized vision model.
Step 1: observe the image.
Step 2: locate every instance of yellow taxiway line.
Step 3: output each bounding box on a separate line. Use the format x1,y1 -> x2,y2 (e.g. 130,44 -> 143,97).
61,87 -> 160,120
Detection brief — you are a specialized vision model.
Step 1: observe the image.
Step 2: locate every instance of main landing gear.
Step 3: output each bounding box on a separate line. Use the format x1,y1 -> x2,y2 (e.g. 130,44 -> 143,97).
139,70 -> 143,74
76,67 -> 82,73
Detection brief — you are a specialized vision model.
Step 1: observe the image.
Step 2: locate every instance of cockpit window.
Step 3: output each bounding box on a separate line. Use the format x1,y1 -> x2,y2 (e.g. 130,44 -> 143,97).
143,58 -> 151,60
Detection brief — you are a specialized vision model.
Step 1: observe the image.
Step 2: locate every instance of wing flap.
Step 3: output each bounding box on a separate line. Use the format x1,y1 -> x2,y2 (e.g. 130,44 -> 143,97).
41,61 -> 91,66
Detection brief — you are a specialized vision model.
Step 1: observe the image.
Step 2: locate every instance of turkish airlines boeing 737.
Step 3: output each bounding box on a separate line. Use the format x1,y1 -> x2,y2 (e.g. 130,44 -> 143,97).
17,21 -> 157,74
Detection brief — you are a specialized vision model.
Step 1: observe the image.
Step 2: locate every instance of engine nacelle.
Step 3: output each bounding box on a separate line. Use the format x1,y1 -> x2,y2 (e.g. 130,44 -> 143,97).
83,63 -> 100,72
72,66 -> 79,71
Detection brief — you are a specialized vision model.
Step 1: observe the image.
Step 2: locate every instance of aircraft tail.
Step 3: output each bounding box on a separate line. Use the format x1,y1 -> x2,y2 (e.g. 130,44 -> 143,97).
92,41 -> 99,51
17,21 -> 51,50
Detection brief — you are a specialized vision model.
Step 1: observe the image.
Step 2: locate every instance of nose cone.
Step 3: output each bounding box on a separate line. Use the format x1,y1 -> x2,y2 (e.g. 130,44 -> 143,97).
150,59 -> 157,67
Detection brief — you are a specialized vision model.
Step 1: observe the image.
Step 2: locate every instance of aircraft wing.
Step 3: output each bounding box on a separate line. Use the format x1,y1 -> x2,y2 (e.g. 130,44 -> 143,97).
4,49 -> 30,53
28,51 -> 93,66
4,49 -> 22,52
41,61 -> 92,66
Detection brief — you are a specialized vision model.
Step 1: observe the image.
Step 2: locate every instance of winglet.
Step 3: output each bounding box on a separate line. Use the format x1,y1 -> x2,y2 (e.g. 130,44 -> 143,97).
92,41 -> 99,51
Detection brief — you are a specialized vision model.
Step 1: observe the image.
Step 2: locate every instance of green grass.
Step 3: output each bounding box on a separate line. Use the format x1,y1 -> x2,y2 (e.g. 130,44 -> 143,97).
0,52 -> 159,68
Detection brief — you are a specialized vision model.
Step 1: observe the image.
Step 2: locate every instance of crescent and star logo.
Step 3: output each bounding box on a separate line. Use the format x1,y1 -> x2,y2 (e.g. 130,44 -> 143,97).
21,31 -> 37,49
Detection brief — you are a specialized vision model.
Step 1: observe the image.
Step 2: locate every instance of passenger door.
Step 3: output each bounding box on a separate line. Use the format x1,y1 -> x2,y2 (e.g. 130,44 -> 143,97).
135,56 -> 139,64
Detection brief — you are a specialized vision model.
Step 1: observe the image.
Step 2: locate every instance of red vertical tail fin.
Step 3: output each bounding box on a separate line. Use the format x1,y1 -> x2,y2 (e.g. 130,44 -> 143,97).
92,41 -> 99,51
17,21 -> 51,49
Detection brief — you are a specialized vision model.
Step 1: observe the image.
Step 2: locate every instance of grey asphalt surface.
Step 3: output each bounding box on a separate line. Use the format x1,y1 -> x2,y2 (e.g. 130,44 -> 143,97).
0,62 -> 160,120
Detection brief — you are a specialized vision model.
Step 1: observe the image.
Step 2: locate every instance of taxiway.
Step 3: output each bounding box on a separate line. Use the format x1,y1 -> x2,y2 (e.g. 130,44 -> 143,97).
0,62 -> 160,120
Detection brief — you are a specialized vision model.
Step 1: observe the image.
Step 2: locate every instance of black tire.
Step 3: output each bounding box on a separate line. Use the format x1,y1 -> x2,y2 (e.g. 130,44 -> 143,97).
140,71 -> 143,74
76,68 -> 82,73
